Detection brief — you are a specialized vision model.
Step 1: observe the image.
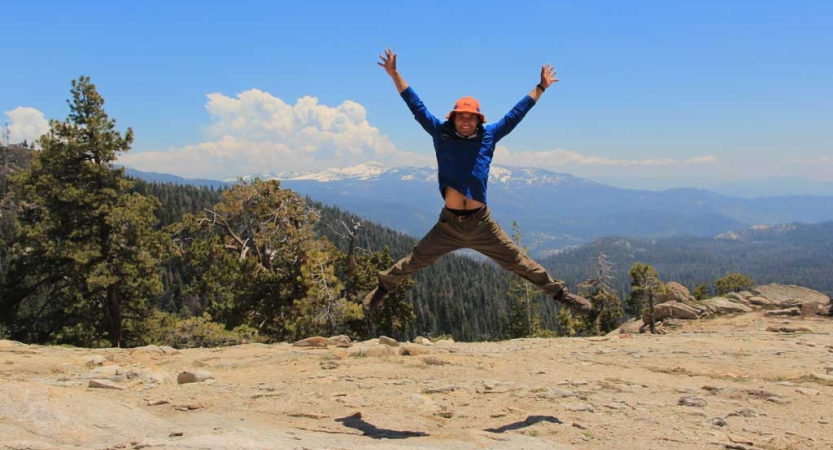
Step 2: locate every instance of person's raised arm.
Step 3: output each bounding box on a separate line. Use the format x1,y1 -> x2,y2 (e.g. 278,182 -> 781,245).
491,63 -> 560,142
378,48 -> 409,93
380,48 -> 442,135
528,63 -> 559,102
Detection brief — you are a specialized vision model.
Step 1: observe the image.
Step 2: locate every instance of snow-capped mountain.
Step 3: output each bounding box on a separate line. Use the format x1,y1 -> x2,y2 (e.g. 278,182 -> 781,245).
268,162 -> 599,188
128,162 -> 833,254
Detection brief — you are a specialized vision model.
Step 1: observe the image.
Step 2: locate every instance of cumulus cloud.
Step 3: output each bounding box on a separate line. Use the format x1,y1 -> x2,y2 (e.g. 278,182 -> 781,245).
5,107 -> 49,144
493,147 -> 716,168
120,90 -> 432,178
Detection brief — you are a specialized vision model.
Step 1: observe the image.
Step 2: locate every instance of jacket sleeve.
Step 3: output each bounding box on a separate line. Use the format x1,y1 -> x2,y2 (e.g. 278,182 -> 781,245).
490,95 -> 536,142
400,87 -> 443,135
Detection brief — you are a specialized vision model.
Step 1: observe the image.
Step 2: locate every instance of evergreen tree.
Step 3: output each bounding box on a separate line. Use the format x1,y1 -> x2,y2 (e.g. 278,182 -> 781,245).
627,263 -> 664,333
577,248 -> 623,335
714,273 -> 755,295
2,77 -> 162,346
693,282 -> 710,300
555,307 -> 577,337
503,221 -> 542,338
626,263 -> 663,317
168,179 -> 322,340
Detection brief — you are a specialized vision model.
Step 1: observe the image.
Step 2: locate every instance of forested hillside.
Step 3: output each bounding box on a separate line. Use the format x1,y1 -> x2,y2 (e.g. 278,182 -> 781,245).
541,223 -> 833,300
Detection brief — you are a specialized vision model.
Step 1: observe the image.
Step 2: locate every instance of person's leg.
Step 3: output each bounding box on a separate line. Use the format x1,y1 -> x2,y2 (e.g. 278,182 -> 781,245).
469,208 -> 591,315
364,209 -> 465,313
378,213 -> 465,290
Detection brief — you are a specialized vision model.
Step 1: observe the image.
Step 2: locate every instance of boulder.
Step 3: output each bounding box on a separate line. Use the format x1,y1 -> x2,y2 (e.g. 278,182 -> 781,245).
747,296 -> 779,308
608,318 -> 642,335
698,297 -> 754,315
764,307 -> 801,317
658,282 -> 695,304
753,284 -> 831,314
642,301 -> 701,325
378,336 -> 400,347
326,335 -> 352,348
725,292 -> 753,307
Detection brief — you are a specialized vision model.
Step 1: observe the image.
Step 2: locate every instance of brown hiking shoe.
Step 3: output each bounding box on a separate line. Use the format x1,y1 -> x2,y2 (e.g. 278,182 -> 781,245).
362,286 -> 389,317
553,287 -> 593,316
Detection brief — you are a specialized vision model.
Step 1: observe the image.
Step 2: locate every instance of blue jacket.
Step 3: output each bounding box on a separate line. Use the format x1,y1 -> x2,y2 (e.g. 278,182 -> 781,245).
400,87 -> 536,205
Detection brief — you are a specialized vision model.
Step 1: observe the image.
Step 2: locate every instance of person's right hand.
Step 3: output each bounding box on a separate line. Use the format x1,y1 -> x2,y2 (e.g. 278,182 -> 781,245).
377,48 -> 398,76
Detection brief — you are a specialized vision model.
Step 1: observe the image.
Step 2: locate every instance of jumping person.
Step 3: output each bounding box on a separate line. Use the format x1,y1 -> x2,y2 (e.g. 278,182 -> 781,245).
364,48 -> 592,320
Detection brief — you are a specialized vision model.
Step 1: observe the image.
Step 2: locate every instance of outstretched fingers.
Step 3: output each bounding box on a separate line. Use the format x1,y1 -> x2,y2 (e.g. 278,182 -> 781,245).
540,63 -> 559,88
378,48 -> 397,73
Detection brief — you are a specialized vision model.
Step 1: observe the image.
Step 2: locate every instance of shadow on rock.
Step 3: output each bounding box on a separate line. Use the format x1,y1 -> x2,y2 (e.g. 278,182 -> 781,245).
485,415 -> 563,433
335,412 -> 429,439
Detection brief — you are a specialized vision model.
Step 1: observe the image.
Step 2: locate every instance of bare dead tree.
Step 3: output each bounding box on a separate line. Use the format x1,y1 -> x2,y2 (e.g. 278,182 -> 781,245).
326,219 -> 362,302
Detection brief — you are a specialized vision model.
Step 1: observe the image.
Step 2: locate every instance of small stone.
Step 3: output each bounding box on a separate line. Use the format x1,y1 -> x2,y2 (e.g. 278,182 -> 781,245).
434,410 -> 454,419
147,399 -> 170,406
320,361 -> 339,370
174,403 -> 204,411
795,387 -> 820,396
176,370 -> 214,384
286,412 -> 329,419
728,408 -> 758,418
766,326 -> 815,333
293,337 -> 328,348
82,365 -> 124,380
766,396 -> 789,405
348,345 -> 396,357
564,403 -> 595,412
131,345 -> 165,354
169,431 -> 184,437
424,386 -> 456,394
399,345 -> 430,356
678,396 -> 707,407
422,356 -> 449,366
810,373 -> 833,386
413,336 -> 434,346
88,379 -> 125,390
571,422 -> 588,430
84,355 -> 106,367
378,336 -> 400,347
536,388 -> 575,399
709,417 -> 728,427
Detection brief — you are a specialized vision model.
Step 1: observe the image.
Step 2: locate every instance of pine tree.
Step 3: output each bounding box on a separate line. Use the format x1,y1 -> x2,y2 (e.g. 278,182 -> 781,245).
627,263 -> 664,333
626,263 -> 663,317
503,221 -> 543,338
2,77 -> 162,346
693,283 -> 710,300
714,273 -> 755,295
577,248 -> 623,335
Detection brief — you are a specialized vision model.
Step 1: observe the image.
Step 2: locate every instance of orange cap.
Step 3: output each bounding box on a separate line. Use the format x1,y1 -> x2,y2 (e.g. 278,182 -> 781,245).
446,96 -> 486,123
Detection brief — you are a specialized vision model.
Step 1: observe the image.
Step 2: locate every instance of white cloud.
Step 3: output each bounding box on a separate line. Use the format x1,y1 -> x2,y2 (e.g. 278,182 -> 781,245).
685,155 -> 717,164
493,147 -> 716,168
5,107 -> 49,145
120,90 -> 432,178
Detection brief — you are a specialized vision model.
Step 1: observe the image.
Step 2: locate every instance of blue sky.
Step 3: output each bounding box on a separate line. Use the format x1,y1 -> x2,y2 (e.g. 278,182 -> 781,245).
2,0 -> 831,190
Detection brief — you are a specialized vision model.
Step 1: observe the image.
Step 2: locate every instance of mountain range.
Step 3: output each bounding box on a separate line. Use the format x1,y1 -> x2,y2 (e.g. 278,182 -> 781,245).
126,162 -> 833,254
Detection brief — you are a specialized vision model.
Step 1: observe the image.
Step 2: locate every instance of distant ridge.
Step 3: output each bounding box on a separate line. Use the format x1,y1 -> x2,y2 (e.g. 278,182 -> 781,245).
121,161 -> 833,254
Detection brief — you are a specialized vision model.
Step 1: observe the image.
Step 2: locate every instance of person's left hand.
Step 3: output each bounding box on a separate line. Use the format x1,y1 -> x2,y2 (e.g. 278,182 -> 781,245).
539,63 -> 559,89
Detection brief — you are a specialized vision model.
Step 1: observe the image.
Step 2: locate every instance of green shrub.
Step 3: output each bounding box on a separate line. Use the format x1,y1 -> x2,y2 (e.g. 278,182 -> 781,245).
134,311 -> 263,349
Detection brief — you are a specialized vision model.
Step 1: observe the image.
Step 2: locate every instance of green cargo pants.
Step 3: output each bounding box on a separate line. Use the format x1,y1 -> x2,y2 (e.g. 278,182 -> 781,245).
378,207 -> 566,296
